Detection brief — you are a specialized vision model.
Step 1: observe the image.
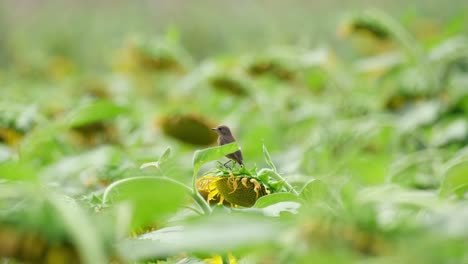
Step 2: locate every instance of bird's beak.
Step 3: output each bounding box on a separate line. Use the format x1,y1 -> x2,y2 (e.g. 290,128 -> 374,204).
211,128 -> 217,131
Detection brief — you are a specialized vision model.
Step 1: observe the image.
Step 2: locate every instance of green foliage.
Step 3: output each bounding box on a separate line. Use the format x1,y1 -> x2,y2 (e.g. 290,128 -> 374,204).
49,194 -> 108,264
103,176 -> 188,229
118,213 -> 279,260
1,5 -> 468,264
300,179 -> 332,203
262,143 -> 277,172
192,142 -> 239,176
254,193 -> 300,208
0,160 -> 37,181
440,160 -> 468,198
66,100 -> 128,128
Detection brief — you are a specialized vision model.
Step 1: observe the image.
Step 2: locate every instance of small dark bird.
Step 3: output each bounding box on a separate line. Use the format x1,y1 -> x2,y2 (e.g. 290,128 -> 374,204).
211,125 -> 244,166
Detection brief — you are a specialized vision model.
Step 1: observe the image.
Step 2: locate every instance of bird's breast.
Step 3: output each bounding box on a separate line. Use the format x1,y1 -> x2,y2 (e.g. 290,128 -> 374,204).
219,136 -> 235,145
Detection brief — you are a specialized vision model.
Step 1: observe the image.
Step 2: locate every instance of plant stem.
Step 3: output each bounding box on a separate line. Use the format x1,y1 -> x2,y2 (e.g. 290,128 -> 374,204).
182,205 -> 204,215
192,166 -> 212,215
268,170 -> 299,196
221,254 -> 230,264
192,190 -> 212,215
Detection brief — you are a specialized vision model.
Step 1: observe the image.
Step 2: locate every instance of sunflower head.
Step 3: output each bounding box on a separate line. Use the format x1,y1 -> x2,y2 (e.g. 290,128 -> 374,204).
159,114 -> 217,146
209,74 -> 250,96
196,166 -> 275,207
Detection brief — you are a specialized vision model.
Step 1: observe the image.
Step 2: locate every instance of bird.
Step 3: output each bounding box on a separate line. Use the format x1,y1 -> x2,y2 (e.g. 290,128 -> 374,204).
211,125 -> 244,167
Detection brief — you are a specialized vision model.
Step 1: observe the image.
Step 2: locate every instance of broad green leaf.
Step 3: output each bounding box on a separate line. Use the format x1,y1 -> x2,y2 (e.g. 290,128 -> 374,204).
102,176 -> 188,229
118,213 -> 279,260
347,153 -> 390,185
66,100 -> 128,128
0,160 -> 37,181
262,143 -> 277,172
440,161 -> 468,198
49,194 -> 108,264
254,193 -> 300,208
192,142 -> 239,174
40,146 -> 123,182
18,122 -> 66,163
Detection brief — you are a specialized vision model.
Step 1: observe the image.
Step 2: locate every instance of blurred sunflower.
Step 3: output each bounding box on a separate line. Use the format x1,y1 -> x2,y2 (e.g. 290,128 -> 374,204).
203,254 -> 238,264
113,37 -> 190,74
0,127 -> 23,146
0,106 -> 37,147
159,113 -> 217,146
338,11 -> 397,54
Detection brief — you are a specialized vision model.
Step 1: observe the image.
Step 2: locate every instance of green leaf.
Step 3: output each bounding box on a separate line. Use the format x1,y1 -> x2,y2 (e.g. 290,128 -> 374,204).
0,160 -> 37,181
49,194 -> 108,264
238,165 -> 252,176
102,176 -> 188,229
118,213 -> 279,261
40,146 -> 123,182
253,193 -> 301,217
347,153 -> 390,185
18,122 -> 66,163
257,170 -> 270,183
192,142 -> 239,175
66,100 -> 128,128
254,193 -> 300,208
262,143 -> 277,172
440,161 -> 468,198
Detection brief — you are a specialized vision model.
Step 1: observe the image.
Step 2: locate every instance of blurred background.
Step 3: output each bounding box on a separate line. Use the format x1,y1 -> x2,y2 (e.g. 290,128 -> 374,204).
1,1 -> 468,263
1,0 -> 466,62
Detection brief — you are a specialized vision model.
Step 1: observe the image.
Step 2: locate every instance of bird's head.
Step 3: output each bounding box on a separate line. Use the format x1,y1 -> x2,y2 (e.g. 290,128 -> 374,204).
211,125 -> 233,137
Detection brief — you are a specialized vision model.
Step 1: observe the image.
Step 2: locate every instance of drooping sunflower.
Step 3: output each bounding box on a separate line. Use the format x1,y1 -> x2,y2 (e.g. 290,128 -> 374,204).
196,166 -> 276,207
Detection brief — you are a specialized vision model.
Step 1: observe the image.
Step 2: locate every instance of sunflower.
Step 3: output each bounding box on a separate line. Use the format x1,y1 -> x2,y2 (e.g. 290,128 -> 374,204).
203,253 -> 238,264
159,113 -> 217,146
196,165 -> 275,207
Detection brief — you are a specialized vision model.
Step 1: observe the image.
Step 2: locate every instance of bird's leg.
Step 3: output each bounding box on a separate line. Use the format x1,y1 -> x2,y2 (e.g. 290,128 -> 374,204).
223,160 -> 233,169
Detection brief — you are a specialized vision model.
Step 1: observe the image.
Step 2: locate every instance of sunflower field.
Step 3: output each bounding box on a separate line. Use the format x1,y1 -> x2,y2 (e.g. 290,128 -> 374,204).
1,1 -> 468,264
